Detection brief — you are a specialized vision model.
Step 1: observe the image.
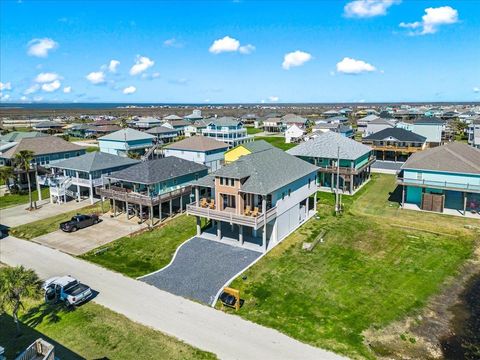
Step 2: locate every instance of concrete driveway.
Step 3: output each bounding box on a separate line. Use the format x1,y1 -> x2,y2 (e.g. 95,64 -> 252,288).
32,214 -> 147,255
140,237 -> 261,305
0,198 -> 95,228
0,236 -> 346,360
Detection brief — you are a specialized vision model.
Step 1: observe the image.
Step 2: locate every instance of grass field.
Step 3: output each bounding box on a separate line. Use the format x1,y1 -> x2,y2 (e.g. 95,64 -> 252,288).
222,174 -> 477,359
0,301 -> 215,360
86,146 -> 99,152
254,136 -> 297,151
10,201 -> 109,240
0,188 -> 50,209
246,127 -> 262,135
81,215 -> 205,278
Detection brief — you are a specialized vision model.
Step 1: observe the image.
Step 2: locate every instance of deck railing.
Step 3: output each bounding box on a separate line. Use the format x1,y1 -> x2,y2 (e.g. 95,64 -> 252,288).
96,185 -> 192,206
397,177 -> 480,193
186,202 -> 277,229
15,338 -> 55,360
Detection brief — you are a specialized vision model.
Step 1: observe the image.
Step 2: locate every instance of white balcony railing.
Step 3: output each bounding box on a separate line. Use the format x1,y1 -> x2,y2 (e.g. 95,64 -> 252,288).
398,177 -> 480,193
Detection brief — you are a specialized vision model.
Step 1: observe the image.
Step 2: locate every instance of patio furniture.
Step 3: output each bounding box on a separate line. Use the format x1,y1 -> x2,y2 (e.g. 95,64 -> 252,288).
251,207 -> 259,217
244,206 -> 251,216
209,199 -> 215,209
200,198 -> 207,207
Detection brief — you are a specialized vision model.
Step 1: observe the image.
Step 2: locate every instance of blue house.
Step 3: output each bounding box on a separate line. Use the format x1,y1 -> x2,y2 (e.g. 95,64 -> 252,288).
98,128 -> 155,157
397,142 -> 480,217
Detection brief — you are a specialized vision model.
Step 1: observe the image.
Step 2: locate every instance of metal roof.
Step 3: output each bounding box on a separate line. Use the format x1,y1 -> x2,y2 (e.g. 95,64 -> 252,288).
108,156 -> 208,185
0,131 -> 48,142
287,131 -> 372,160
401,142 -> 480,175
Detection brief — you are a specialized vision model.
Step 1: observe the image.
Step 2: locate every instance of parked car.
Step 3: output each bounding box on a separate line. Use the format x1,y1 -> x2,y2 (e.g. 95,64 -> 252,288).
43,276 -> 92,306
59,214 -> 99,232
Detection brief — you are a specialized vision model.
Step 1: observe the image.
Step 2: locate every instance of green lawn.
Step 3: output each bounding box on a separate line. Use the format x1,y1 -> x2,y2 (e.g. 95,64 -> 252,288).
0,301 -> 215,360
254,136 -> 297,151
0,188 -> 50,209
86,146 -> 99,152
246,127 -> 262,135
81,215 -> 205,278
10,201 -> 109,240
221,174 -> 476,359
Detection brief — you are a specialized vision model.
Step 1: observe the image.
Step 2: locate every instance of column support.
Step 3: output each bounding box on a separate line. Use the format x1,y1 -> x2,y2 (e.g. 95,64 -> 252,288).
262,198 -> 267,252
89,173 -> 94,204
36,172 -> 42,201
314,191 -> 317,212
196,216 -> 201,236
401,185 -> 405,208
217,221 -> 222,241
150,205 -> 154,226
239,225 -> 244,245
76,171 -> 81,202
113,198 -> 117,217
169,199 -> 173,216
180,195 -> 183,213
140,204 -> 143,223
463,192 -> 467,216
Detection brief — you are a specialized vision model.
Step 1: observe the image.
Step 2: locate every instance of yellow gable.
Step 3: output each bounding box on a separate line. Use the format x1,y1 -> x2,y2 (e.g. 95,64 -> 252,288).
224,145 -> 252,164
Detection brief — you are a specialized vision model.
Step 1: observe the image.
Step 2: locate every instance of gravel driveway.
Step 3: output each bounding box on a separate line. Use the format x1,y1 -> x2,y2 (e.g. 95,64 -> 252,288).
140,237 -> 261,305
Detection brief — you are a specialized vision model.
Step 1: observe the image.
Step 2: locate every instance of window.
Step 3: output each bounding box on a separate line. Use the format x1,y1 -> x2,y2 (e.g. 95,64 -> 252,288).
308,178 -> 311,188
230,178 -> 234,186
288,189 -> 291,196
416,172 -> 423,180
220,177 -> 224,185
195,174 -> 199,181
282,192 -> 285,200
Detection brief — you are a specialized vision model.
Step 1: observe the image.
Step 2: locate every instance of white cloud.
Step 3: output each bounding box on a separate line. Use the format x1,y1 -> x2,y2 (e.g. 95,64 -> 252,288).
27,38 -> 58,57
0,93 -> 10,101
123,86 -> 136,94
336,57 -> 376,74
282,50 -> 312,70
129,56 -> 154,76
33,96 -> 43,102
24,84 -> 40,95
35,72 -> 60,83
0,82 -> 12,91
20,96 -> 28,101
41,80 -> 61,92
108,60 -> 120,73
344,0 -> 400,18
151,72 -> 160,78
399,6 -> 458,35
268,96 -> 279,102
209,36 -> 239,54
163,38 -> 183,48
63,86 -> 72,93
239,44 -> 256,54
474,87 -> 480,93
86,71 -> 106,84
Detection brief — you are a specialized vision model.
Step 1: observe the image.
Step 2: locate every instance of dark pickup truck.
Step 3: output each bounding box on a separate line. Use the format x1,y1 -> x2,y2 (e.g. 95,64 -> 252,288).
60,214 -> 99,232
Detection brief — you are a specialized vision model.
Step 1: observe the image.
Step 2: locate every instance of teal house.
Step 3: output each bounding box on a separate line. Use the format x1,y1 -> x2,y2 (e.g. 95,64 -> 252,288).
397,142 -> 480,216
98,128 -> 155,157
287,131 -> 375,194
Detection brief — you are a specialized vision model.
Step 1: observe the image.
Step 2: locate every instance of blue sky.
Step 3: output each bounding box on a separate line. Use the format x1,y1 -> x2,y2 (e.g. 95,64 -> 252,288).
1,0 -> 479,103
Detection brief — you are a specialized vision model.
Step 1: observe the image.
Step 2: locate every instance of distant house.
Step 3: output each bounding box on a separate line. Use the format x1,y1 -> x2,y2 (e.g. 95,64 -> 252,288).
322,109 -> 340,118
163,119 -> 190,134
32,120 -> 64,133
145,126 -> 179,143
241,113 -> 257,125
67,124 -> 92,138
0,131 -> 48,142
365,118 -> 395,137
282,114 -> 308,129
163,114 -> 183,122
132,117 -> 163,129
39,151 -> 138,204
98,128 -> 155,157
397,142 -> 480,217
97,157 -> 208,225
362,127 -> 427,162
187,147 -> 319,252
84,124 -> 123,138
0,136 -> 85,167
356,114 -> 380,132
164,136 -> 229,172
467,119 -> 480,148
288,131 -> 375,195
201,117 -> 251,148
285,124 -> 305,143
184,109 -> 203,122
410,117 -> 444,145
263,117 -> 284,133
184,119 -> 209,137
311,123 -> 353,138
324,115 -> 348,124
224,140 -> 274,164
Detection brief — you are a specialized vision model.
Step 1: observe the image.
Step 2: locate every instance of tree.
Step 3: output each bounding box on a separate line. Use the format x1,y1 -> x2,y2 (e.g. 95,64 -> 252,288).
0,266 -> 42,335
0,166 -> 14,191
14,150 -> 35,210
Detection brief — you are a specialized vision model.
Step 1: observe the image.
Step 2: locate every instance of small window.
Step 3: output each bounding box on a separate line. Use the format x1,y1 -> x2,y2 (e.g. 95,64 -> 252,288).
195,174 -> 199,181
288,189 -> 291,196
282,192 -> 285,200
220,177 -> 224,185
230,178 -> 234,186
308,178 -> 311,188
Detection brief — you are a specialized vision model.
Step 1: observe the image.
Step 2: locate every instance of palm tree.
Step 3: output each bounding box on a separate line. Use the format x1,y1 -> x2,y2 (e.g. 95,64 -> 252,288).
0,266 -> 42,335
0,166 -> 14,192
14,150 -> 35,210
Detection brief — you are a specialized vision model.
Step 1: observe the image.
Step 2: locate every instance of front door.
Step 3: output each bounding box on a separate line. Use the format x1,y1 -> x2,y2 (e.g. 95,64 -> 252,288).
222,194 -> 236,210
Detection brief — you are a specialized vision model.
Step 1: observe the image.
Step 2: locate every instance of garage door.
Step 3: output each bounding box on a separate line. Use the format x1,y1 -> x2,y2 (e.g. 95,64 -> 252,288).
276,205 -> 300,241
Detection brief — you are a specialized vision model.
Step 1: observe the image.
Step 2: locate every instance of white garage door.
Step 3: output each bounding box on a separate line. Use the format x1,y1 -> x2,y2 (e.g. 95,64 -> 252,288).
276,204 -> 300,241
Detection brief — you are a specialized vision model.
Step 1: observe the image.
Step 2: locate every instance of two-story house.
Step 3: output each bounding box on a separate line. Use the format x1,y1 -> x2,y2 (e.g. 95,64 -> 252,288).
97,157 -> 208,225
467,119 -> 480,149
201,117 -> 251,148
288,131 -> 375,195
38,151 -> 138,204
186,147 -> 319,252
397,142 -> 480,217
98,128 -> 155,157
362,127 -> 427,162
410,117 -> 444,146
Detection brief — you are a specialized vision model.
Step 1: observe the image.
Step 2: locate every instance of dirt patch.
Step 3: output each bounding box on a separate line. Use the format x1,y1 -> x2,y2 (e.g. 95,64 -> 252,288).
363,240 -> 480,360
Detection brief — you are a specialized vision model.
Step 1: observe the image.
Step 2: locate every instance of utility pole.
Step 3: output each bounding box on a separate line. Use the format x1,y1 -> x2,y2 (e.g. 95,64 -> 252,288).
335,146 -> 341,214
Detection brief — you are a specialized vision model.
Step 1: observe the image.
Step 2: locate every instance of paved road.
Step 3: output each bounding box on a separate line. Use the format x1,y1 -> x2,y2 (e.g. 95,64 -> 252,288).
0,198 -> 95,228
140,237 -> 261,305
32,215 -> 147,255
0,236 -> 346,360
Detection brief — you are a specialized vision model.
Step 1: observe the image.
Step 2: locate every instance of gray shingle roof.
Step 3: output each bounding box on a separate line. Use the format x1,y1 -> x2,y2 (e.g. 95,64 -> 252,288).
212,147 -> 318,195
145,126 -> 179,135
413,116 -> 444,125
1,136 -> 85,159
33,121 -> 64,128
108,156 -> 208,184
241,140 -> 275,153
163,114 -> 183,121
207,117 -> 242,127
362,128 -> 426,142
0,131 -> 48,142
99,128 -> 155,141
50,151 -> 139,172
401,142 -> 480,175
165,136 -> 229,151
287,131 -> 371,160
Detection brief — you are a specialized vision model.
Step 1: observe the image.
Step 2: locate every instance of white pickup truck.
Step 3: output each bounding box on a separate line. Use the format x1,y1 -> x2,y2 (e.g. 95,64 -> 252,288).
43,276 -> 92,306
